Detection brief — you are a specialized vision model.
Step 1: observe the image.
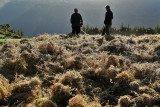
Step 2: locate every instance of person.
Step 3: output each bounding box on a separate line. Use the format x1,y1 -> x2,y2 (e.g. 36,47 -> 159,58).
102,5 -> 113,36
70,8 -> 83,36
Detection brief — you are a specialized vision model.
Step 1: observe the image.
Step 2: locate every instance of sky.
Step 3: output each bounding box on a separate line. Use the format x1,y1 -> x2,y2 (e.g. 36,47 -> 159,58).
0,0 -> 160,37
0,0 -> 10,8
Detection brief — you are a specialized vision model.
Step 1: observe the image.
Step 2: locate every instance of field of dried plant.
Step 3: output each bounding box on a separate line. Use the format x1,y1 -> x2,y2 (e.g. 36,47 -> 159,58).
0,34 -> 160,107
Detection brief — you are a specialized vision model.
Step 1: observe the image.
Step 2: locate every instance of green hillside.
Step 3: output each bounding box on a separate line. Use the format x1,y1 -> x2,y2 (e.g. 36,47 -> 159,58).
0,24 -> 24,45
0,38 -> 21,46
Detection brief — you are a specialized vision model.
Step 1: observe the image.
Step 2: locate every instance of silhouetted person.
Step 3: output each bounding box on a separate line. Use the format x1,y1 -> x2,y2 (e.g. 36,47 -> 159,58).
71,8 -> 83,35
102,5 -> 113,36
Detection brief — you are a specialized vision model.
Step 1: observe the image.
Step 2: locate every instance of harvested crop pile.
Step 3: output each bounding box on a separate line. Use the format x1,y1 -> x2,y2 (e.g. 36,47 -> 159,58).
0,75 -> 10,105
68,94 -> 102,107
9,77 -> 41,106
0,34 -> 160,106
35,97 -> 57,107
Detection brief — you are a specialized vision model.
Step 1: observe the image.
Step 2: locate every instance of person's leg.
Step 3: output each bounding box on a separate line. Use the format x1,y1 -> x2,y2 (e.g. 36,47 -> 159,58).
102,26 -> 106,35
72,26 -> 76,35
76,26 -> 81,35
106,25 -> 111,36
75,26 -> 78,35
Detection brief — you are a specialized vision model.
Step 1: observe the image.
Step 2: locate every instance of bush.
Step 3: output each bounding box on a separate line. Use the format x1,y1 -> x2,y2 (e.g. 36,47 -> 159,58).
64,57 -> 83,70
105,55 -> 120,69
30,77 -> 41,88
129,81 -> 139,90
38,42 -> 62,55
10,79 -> 41,105
68,94 -> 101,107
118,95 -> 132,107
94,65 -> 119,82
56,70 -> 83,88
0,75 -> 10,105
152,81 -> 160,93
132,64 -> 156,80
106,65 -> 119,81
86,101 -> 102,107
44,62 -> 64,73
0,24 -> 23,38
139,86 -> 157,95
134,93 -> 153,107
35,97 -> 57,107
116,71 -> 135,84
51,83 -> 72,103
68,95 -> 88,107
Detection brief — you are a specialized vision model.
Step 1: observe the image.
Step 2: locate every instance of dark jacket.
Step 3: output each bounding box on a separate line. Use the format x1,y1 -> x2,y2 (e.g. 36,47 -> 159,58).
104,9 -> 113,25
71,13 -> 83,27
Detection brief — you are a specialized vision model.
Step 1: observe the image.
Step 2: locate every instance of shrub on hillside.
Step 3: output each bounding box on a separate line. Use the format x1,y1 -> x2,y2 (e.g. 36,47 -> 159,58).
10,79 -> 41,105
51,83 -> 72,103
115,71 -> 135,84
29,77 -> 41,88
68,94 -> 102,107
68,95 -> 88,107
132,63 -> 156,80
80,67 -> 96,79
118,95 -> 132,107
94,65 -> 119,82
56,70 -> 83,88
33,34 -> 50,41
44,62 -> 64,73
152,81 -> 160,93
64,57 -> 83,70
139,86 -> 157,95
129,81 -> 140,90
5,57 -> 28,74
38,42 -> 62,55
133,93 -> 153,107
0,75 -> 10,105
35,97 -> 57,107
86,101 -> 102,107
105,55 -> 120,69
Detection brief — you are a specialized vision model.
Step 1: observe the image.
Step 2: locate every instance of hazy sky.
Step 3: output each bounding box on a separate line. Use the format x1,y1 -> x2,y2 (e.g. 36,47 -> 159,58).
0,0 -> 160,37
0,0 -> 10,8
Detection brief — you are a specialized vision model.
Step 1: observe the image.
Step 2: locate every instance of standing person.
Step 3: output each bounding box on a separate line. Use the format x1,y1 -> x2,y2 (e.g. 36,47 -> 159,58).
102,5 -> 113,36
71,8 -> 83,36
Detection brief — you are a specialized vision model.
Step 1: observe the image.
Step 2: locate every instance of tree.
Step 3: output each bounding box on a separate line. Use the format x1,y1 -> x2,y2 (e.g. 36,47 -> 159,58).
17,29 -> 24,37
10,28 -> 16,34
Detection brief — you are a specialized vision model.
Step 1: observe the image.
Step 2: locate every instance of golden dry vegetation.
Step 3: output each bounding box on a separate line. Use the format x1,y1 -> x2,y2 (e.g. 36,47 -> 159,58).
0,34 -> 160,107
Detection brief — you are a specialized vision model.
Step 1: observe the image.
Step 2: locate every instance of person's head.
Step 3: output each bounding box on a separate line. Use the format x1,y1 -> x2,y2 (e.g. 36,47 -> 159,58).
74,8 -> 78,13
106,5 -> 110,11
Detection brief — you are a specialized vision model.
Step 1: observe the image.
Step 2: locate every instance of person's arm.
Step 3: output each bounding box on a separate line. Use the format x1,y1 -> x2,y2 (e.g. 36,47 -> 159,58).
104,12 -> 107,25
110,11 -> 113,20
80,14 -> 83,25
71,14 -> 73,24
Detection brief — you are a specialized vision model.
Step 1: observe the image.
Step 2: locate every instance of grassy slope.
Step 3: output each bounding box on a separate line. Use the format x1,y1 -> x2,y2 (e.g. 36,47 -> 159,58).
0,38 -> 21,45
0,34 -> 22,46
0,34 -> 160,107
0,34 -> 5,37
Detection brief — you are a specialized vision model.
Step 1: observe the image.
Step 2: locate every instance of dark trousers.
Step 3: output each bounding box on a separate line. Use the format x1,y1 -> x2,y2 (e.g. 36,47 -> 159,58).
102,25 -> 111,36
72,26 -> 80,35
